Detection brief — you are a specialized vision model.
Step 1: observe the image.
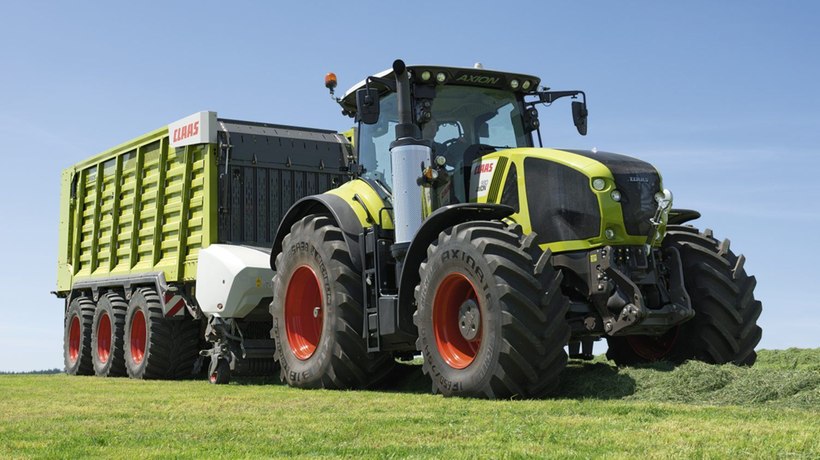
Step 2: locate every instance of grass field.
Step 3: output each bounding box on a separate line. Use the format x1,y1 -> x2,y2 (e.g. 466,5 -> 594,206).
1,349 -> 818,459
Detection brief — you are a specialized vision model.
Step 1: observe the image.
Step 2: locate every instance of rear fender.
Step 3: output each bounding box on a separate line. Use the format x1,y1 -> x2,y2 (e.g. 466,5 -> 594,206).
270,194 -> 365,270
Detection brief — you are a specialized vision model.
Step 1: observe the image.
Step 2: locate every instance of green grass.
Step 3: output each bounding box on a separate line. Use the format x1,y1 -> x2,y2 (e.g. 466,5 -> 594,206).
1,349 -> 818,459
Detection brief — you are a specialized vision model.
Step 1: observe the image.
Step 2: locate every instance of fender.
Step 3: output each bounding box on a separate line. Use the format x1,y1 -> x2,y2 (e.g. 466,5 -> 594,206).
668,208 -> 701,225
270,194 -> 365,271
396,203 -> 515,331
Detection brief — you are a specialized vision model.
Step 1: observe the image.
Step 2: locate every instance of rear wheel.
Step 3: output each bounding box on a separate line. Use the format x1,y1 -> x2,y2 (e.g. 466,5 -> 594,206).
64,296 -> 94,375
91,293 -> 127,377
414,222 -> 570,398
607,226 -> 762,366
271,215 -> 393,389
124,288 -> 200,379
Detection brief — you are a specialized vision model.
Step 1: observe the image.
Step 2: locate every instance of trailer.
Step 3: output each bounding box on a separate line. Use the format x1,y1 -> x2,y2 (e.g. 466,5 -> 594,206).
57,111 -> 353,382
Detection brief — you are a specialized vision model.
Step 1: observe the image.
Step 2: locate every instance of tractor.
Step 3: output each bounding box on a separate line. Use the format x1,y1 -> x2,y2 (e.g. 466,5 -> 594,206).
267,59 -> 762,398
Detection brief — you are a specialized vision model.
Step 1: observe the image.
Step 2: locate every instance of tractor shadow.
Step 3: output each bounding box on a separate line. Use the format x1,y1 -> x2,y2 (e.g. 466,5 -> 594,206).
226,359 -> 657,401
373,359 -> 643,400
554,360 -> 637,400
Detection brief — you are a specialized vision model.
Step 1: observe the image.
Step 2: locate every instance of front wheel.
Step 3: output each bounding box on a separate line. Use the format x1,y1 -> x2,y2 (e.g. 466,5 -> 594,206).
414,221 -> 570,398
607,226 -> 763,366
270,215 -> 393,389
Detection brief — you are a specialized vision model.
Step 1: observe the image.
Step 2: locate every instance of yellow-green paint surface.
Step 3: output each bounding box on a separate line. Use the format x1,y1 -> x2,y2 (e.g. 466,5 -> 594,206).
56,127 -> 218,293
474,148 -> 665,254
326,179 -> 394,229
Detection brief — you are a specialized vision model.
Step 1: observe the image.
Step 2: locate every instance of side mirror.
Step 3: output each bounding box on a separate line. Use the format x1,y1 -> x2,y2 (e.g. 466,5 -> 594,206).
572,101 -> 588,136
356,88 -> 380,125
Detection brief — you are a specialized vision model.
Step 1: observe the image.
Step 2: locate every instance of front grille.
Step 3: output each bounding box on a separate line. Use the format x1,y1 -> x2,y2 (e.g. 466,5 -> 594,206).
561,149 -> 661,239
613,172 -> 661,236
524,158 -> 601,245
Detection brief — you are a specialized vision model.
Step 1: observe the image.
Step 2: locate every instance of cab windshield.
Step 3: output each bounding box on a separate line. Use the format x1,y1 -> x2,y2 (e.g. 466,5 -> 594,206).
358,86 -> 529,191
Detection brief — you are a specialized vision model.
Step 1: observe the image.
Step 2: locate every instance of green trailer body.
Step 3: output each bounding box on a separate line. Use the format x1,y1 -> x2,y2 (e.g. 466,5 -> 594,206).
56,112 -> 353,296
56,127 -> 217,293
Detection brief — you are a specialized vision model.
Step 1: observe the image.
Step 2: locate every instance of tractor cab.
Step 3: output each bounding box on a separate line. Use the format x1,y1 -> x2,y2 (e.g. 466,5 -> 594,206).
334,65 -> 584,204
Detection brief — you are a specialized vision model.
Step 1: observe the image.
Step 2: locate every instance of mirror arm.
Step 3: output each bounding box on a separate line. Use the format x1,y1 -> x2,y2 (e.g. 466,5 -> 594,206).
536,90 -> 585,104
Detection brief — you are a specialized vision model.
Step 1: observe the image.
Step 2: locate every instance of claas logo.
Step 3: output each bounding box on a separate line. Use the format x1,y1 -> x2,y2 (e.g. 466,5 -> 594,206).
474,163 -> 494,174
172,121 -> 200,143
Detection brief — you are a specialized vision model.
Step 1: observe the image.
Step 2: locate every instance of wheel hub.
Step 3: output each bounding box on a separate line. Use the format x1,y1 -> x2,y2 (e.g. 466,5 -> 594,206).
458,299 -> 480,341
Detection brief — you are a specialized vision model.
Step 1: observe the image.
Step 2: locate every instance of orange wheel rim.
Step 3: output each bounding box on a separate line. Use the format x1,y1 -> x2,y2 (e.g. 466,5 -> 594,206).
627,327 -> 680,361
68,315 -> 81,363
130,310 -> 147,364
97,312 -> 112,364
285,265 -> 324,360
433,273 -> 482,369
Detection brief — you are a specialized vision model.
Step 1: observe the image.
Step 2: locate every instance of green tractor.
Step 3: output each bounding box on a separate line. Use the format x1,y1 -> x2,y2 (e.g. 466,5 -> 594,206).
268,60 -> 762,398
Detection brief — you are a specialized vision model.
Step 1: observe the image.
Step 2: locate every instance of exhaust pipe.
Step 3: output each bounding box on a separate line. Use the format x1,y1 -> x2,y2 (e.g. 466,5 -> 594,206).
389,60 -> 432,250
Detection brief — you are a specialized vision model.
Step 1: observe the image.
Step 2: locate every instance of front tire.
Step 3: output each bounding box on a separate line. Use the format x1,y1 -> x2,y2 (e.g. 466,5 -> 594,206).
414,221 -> 570,398
271,215 -> 393,389
607,226 -> 763,365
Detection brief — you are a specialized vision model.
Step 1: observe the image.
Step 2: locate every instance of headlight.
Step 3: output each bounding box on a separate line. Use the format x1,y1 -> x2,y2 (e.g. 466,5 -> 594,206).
592,178 -> 606,191
610,190 -> 622,202
421,70 -> 432,81
605,228 -> 616,240
436,72 -> 447,83
510,79 -> 520,89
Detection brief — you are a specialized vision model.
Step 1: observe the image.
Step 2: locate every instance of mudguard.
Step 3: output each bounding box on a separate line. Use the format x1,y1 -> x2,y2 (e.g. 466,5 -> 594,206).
270,194 -> 365,271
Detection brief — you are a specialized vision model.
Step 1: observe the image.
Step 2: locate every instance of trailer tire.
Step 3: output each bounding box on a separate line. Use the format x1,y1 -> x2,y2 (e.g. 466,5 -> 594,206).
91,292 -> 128,377
607,226 -> 762,366
64,296 -> 95,375
414,221 -> 570,398
124,288 -> 201,379
271,215 -> 393,389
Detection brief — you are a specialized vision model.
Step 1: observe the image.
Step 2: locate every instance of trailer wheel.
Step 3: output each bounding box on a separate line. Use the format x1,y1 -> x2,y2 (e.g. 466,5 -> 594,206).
414,221 -> 570,398
91,293 -> 128,377
209,359 -> 231,385
607,226 -> 762,366
124,288 -> 201,379
270,215 -> 393,389
64,296 -> 95,375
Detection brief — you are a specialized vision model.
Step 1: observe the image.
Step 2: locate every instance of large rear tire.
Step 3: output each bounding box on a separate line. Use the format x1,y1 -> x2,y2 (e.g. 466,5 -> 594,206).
123,288 -> 200,379
607,225 -> 763,366
414,222 -> 570,398
64,296 -> 94,375
271,215 -> 393,389
91,292 -> 128,377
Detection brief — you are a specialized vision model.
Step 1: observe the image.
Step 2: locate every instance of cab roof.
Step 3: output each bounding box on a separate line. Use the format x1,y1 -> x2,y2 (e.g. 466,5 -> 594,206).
340,65 -> 541,114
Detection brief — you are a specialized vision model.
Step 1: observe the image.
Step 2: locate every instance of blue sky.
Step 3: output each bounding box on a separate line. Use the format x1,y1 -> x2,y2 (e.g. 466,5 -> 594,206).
0,2 -> 817,371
